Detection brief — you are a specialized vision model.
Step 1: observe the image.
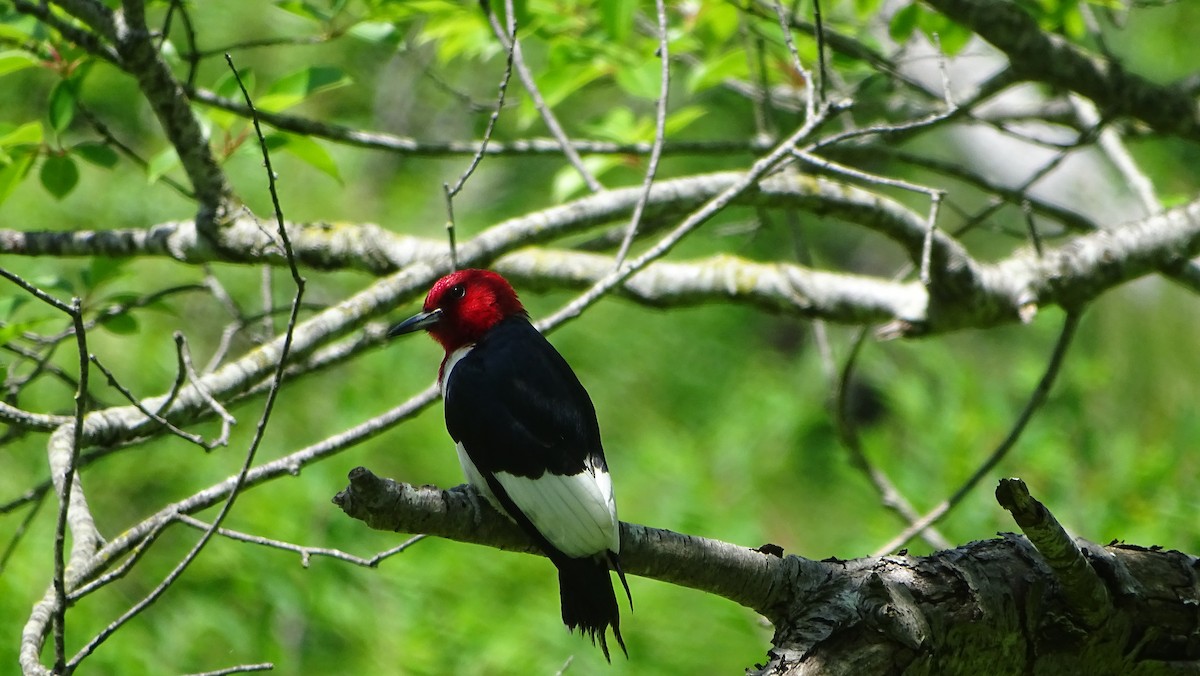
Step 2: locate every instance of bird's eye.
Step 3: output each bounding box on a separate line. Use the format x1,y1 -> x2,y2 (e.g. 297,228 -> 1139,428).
449,284 -> 466,300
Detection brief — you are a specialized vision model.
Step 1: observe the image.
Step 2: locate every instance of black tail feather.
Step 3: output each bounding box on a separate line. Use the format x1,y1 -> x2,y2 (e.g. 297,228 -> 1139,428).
608,550 -> 632,610
556,555 -> 627,661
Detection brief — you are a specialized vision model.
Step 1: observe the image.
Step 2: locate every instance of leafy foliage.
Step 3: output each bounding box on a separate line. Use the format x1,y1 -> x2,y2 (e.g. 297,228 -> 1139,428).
1,0 -> 1200,674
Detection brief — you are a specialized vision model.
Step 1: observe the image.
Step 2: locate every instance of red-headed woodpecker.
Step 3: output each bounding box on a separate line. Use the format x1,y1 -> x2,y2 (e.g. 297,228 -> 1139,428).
388,269 -> 631,660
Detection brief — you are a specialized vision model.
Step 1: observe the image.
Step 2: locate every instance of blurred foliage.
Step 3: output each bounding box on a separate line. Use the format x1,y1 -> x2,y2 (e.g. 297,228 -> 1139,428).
2,0 -> 1200,674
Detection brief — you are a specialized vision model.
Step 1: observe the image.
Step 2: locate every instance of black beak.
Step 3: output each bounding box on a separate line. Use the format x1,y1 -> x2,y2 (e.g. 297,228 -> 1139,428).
387,308 -> 443,338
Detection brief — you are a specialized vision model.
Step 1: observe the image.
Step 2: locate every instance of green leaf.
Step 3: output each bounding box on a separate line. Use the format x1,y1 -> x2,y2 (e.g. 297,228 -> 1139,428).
39,153 -> 78,199
664,105 -> 705,136
146,147 -> 179,184
208,68 -> 256,130
257,66 -> 352,112
889,4 -> 922,43
99,311 -> 139,335
933,23 -> 972,56
214,67 -> 256,101
855,0 -> 885,17
0,121 -> 43,148
599,0 -> 636,42
33,273 -> 76,297
686,49 -> 747,93
0,50 -> 39,78
0,294 -> 29,320
48,79 -> 77,134
80,258 -> 129,290
348,21 -> 399,44
273,0 -> 333,23
266,133 -> 343,183
552,156 -> 620,202
0,149 -> 36,206
0,320 -> 37,347
583,107 -> 638,143
73,141 -> 119,168
614,57 -> 663,101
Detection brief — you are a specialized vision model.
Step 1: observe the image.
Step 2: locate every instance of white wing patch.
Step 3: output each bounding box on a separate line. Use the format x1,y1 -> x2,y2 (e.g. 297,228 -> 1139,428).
455,443 -> 619,558
494,465 -> 619,558
443,343 -> 619,558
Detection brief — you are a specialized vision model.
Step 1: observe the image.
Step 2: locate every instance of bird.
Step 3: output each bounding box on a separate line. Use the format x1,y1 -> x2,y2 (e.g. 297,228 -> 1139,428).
387,268 -> 631,660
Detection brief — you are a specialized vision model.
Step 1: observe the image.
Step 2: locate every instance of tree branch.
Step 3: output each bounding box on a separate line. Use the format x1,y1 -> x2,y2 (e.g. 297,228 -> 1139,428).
331,467 -> 811,617
923,0 -> 1200,141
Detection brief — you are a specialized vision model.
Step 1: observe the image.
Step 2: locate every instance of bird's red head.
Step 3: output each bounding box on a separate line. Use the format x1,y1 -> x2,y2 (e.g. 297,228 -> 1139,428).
388,269 -> 527,352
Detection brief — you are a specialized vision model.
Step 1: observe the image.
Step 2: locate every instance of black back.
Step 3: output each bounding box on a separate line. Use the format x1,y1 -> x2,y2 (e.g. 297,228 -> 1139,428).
444,316 -> 607,479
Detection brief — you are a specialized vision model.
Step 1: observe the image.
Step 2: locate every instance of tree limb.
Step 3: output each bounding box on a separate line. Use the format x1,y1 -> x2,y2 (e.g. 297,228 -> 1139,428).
334,469 -> 1200,674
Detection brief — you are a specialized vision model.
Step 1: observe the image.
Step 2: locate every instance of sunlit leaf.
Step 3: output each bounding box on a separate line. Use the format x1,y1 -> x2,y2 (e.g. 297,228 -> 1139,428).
257,66 -> 352,112
599,0 -> 636,42
551,156 -> 620,202
214,67 -> 256,101
266,132 -> 343,184
0,50 -> 39,78
889,3 -> 921,43
933,22 -> 973,55
0,121 -> 43,148
273,0 -> 332,23
614,57 -> 662,101
348,21 -> 398,44
664,106 -> 705,136
686,50 -> 747,93
0,320 -> 38,346
0,149 -> 35,206
146,147 -> 179,184
39,153 -> 78,199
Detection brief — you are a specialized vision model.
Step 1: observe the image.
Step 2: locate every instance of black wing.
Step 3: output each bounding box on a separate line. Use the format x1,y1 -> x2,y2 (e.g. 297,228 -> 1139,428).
444,316 -> 606,479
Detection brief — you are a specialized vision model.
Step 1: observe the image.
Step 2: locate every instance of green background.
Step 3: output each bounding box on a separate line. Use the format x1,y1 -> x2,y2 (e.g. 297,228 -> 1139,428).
2,1 -> 1200,673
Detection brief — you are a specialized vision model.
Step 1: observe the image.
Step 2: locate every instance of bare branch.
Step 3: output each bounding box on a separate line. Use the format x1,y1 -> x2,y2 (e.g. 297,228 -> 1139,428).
922,0 -> 1200,140
874,311 -> 1082,556
614,0 -> 671,268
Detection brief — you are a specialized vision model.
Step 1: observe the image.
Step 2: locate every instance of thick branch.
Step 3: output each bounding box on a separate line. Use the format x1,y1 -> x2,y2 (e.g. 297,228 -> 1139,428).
332,467 -> 816,617
923,0 -> 1200,141
334,469 -> 1200,675
110,4 -> 231,230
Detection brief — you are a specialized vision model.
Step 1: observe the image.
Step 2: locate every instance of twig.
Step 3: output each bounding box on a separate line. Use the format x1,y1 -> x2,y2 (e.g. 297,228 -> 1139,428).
178,333 -> 236,448
65,54 -> 307,670
996,478 -> 1110,627
182,663 -> 274,676
873,310 -> 1083,556
614,0 -> 671,268
0,489 -> 47,574
443,12 -> 518,270
63,383 -> 442,605
53,297 -> 89,672
771,0 -> 815,121
89,354 -> 210,449
483,0 -> 602,192
535,105 -> 836,334
175,514 -> 426,568
1070,94 -> 1160,216
191,87 -> 771,156
739,15 -> 775,138
811,0 -> 827,104
834,328 -> 951,551
919,193 -> 943,286
1022,201 -> 1044,258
